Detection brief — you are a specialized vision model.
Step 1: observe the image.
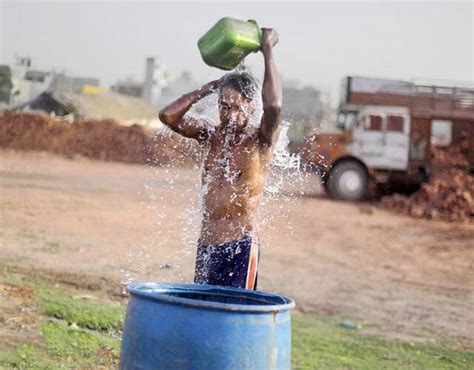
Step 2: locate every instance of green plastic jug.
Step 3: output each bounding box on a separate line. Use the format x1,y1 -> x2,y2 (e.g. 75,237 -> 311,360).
198,17 -> 263,71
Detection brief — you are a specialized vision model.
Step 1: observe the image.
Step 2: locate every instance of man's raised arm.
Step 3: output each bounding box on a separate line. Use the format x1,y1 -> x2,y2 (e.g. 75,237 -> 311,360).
259,28 -> 282,146
159,80 -> 219,141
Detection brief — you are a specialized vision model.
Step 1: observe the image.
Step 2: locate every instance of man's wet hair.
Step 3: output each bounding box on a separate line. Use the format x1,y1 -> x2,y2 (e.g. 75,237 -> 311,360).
220,72 -> 258,101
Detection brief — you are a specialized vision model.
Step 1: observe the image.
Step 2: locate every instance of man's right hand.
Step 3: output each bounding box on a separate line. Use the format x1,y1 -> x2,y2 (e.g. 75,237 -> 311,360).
159,79 -> 220,139
201,80 -> 220,95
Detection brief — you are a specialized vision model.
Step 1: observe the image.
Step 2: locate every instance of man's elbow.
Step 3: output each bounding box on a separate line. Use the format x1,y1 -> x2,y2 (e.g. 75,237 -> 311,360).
158,109 -> 173,125
263,102 -> 282,118
264,95 -> 282,113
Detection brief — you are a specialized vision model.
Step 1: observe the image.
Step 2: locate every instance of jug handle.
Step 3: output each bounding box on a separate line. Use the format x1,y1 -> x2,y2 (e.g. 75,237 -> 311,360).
247,19 -> 263,51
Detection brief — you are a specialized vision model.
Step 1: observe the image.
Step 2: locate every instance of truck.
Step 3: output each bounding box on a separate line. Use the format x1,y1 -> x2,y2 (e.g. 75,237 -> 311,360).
302,76 -> 474,201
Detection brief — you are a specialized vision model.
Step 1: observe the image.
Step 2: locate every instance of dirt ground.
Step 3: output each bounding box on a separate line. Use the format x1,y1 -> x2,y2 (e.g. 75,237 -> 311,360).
1,149 -> 473,348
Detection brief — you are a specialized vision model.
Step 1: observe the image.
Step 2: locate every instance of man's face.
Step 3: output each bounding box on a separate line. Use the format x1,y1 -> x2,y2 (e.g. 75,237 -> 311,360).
218,87 -> 256,131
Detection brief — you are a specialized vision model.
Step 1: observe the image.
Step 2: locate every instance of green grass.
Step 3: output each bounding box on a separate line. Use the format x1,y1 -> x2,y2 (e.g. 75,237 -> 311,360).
4,269 -> 124,332
0,344 -> 58,370
0,267 -> 122,368
41,321 -> 120,367
292,314 -> 474,370
1,263 -> 473,369
0,323 -> 120,369
36,287 -> 125,332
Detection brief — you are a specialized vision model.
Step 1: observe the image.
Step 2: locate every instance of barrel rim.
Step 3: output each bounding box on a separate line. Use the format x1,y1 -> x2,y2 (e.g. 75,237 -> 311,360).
126,283 -> 295,313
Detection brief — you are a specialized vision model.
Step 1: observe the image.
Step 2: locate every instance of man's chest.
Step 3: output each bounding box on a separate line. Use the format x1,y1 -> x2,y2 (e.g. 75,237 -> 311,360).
204,136 -> 268,182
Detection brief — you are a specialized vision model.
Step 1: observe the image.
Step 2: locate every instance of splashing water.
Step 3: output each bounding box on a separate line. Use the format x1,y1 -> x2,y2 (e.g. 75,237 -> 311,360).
254,120 -> 313,239
234,60 -> 247,74
264,121 -> 302,195
123,81 -> 314,285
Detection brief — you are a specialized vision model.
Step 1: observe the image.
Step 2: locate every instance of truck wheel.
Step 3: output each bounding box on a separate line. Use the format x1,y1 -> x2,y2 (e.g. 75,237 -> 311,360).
326,161 -> 368,201
321,173 -> 330,192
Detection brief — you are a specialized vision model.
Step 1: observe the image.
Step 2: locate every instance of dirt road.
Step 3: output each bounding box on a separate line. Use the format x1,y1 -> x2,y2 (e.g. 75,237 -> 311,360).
1,150 -> 473,347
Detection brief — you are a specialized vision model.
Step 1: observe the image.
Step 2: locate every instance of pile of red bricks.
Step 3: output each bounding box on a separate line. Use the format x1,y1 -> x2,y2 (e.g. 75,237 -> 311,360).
381,133 -> 473,223
0,112 -> 200,166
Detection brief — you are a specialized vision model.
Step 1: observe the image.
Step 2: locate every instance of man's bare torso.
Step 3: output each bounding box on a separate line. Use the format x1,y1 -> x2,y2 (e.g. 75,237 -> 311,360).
158,28 -> 281,248
199,129 -> 273,245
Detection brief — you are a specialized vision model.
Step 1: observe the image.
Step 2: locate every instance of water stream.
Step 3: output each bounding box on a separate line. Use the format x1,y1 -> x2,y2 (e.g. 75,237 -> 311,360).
123,72 -> 314,286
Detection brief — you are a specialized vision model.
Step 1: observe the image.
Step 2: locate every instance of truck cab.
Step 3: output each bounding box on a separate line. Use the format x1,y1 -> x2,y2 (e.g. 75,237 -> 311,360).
348,106 -> 410,171
312,106 -> 413,201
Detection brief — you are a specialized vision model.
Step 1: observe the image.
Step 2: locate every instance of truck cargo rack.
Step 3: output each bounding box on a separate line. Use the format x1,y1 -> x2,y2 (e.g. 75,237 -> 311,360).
341,76 -> 474,121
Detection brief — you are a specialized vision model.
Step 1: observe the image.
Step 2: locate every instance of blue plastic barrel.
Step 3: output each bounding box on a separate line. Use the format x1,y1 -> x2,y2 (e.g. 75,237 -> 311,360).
120,283 -> 295,370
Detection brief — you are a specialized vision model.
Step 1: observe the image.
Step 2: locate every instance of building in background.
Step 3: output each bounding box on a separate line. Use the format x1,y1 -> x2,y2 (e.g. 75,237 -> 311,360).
111,57 -> 168,105
49,73 -> 100,94
0,56 -> 100,107
7,56 -> 54,107
15,90 -> 161,129
282,81 -> 330,141
111,78 -> 143,98
0,66 -> 13,106
2,55 -> 330,136
4,56 -> 161,129
156,71 -> 199,107
142,57 -> 156,103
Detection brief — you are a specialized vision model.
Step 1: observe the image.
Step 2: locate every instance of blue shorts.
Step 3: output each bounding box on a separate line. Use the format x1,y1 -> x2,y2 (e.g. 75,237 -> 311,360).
194,235 -> 260,290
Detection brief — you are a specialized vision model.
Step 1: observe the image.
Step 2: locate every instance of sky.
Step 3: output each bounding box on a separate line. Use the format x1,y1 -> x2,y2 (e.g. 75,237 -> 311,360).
1,1 -> 473,101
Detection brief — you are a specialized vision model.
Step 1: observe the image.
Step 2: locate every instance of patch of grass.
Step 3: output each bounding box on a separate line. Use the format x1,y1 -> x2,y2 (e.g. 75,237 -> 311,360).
4,271 -> 24,287
41,321 -> 120,367
292,314 -> 474,370
2,268 -> 124,333
2,262 -> 473,369
0,324 -> 120,369
3,266 -> 124,331
37,287 -> 125,332
0,344 -> 57,369
0,264 -> 121,368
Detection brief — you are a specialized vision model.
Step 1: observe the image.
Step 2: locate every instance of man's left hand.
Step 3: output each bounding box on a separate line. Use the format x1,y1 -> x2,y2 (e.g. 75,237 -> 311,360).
261,28 -> 279,51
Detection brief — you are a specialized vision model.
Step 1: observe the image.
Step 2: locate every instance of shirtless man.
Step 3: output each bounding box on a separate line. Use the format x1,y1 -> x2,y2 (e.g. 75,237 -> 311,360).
159,28 -> 281,290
